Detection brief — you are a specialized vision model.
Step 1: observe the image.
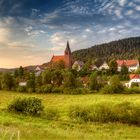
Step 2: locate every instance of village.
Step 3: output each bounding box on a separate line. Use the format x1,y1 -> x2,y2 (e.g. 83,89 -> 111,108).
18,41 -> 140,90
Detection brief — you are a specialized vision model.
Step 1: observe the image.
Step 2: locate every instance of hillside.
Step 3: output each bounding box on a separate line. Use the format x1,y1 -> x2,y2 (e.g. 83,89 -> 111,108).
72,37 -> 140,64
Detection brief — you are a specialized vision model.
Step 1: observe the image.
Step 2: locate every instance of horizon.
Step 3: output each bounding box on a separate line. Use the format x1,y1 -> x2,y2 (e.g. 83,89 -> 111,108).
0,0 -> 140,68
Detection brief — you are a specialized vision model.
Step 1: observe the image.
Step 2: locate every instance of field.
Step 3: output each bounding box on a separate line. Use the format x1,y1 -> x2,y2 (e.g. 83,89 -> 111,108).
0,91 -> 140,140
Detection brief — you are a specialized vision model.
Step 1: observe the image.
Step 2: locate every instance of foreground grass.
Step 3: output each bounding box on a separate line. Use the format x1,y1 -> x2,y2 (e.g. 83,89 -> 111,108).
0,91 -> 140,139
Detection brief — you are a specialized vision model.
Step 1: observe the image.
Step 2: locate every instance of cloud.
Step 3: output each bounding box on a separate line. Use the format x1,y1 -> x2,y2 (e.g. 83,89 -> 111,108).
119,0 -> 127,6
7,41 -> 35,49
0,28 -> 10,44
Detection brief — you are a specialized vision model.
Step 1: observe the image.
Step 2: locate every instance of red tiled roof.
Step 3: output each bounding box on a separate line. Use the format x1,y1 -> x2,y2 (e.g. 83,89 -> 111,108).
51,55 -> 65,63
129,74 -> 140,80
117,60 -> 139,67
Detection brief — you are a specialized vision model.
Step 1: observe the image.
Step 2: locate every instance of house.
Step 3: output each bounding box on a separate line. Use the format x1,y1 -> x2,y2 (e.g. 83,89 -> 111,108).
72,61 -> 84,71
117,60 -> 139,72
89,64 -> 98,71
99,62 -> 109,70
125,74 -> 140,88
19,82 -> 27,87
50,41 -> 72,68
34,65 -> 45,77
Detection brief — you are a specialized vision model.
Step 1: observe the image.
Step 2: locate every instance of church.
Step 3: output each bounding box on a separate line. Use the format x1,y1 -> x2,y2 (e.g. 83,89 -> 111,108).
50,41 -> 72,68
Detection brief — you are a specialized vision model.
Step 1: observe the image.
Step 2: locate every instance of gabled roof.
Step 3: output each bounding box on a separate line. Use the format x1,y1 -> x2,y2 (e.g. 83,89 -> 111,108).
90,64 -> 98,70
51,55 -> 65,63
129,74 -> 140,80
117,60 -> 139,67
73,60 -> 84,66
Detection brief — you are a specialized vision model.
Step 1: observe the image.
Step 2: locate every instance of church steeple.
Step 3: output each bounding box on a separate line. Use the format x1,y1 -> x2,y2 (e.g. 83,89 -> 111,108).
65,41 -> 71,55
64,41 -> 72,68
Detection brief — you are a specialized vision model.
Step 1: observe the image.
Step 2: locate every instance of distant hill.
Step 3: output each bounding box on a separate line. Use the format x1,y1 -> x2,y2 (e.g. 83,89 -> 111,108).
0,68 -> 16,73
72,37 -> 140,64
0,62 -> 50,73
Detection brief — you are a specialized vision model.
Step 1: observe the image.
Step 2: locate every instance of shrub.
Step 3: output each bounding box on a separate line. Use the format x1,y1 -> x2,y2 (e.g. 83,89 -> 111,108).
51,86 -> 63,93
45,108 -> 59,120
27,88 -> 34,93
131,83 -> 139,88
41,84 -> 53,93
125,87 -> 140,94
8,97 -> 44,116
69,102 -> 140,125
101,85 -> 113,94
17,86 -> 27,92
69,104 -> 115,123
35,87 -> 43,93
69,106 -> 91,122
102,75 -> 124,94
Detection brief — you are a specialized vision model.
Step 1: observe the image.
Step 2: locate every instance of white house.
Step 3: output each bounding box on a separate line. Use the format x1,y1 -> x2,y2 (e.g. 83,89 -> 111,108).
99,62 -> 109,70
19,82 -> 27,87
72,61 -> 84,71
125,74 -> 140,88
117,60 -> 139,72
34,66 -> 44,77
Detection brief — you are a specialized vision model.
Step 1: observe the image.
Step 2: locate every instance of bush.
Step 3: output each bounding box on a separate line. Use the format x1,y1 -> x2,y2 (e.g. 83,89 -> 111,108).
101,75 -> 124,94
45,108 -> 59,120
125,87 -> 140,94
27,88 -> 34,93
69,106 -> 91,122
69,102 -> 140,125
69,104 -> 115,123
51,86 -> 63,93
17,86 -> 27,92
8,97 -> 44,116
35,87 -> 43,93
131,83 -> 139,88
41,84 -> 53,93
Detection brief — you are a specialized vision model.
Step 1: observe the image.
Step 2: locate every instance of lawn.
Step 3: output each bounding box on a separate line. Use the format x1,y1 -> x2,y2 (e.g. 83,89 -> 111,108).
0,91 -> 140,140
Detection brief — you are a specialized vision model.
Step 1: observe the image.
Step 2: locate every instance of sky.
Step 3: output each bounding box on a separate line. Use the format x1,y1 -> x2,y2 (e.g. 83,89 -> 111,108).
0,0 -> 140,68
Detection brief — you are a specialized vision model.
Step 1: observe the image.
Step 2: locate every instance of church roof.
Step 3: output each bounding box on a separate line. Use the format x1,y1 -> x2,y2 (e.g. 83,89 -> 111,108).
51,55 -> 65,63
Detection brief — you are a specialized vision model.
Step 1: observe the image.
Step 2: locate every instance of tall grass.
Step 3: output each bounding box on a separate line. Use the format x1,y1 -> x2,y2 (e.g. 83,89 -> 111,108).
69,102 -> 140,125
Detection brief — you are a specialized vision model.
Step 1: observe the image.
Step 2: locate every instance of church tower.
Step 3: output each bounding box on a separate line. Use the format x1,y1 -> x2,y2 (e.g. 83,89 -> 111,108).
64,41 -> 72,68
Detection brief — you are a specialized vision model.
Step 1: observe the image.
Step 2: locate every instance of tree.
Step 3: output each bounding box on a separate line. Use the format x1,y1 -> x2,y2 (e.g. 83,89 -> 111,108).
35,75 -> 42,87
109,59 -> 118,74
109,75 -> 124,93
63,71 -> 77,88
18,66 -> 24,78
102,75 -> 124,94
52,70 -> 63,86
42,69 -> 52,85
53,60 -> 65,70
14,69 -> 19,78
1,73 -> 15,90
27,72 -> 35,92
89,72 -> 99,90
121,65 -> 128,74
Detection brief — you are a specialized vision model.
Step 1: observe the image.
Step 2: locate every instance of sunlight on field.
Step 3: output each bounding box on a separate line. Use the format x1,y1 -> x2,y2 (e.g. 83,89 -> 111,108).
0,91 -> 140,140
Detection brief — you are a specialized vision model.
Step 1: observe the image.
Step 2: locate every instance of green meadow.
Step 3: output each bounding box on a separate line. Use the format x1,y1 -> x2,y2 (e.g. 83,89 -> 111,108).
0,91 -> 140,140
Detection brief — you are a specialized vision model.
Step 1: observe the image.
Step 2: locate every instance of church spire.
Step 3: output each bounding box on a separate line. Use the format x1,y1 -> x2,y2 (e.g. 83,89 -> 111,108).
65,41 -> 71,54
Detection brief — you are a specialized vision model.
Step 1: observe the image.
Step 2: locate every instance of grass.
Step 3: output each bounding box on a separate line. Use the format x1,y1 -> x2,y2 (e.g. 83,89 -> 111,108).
0,91 -> 140,139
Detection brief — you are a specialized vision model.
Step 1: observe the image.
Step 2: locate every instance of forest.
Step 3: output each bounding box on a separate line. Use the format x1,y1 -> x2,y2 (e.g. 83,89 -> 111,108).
72,37 -> 140,66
